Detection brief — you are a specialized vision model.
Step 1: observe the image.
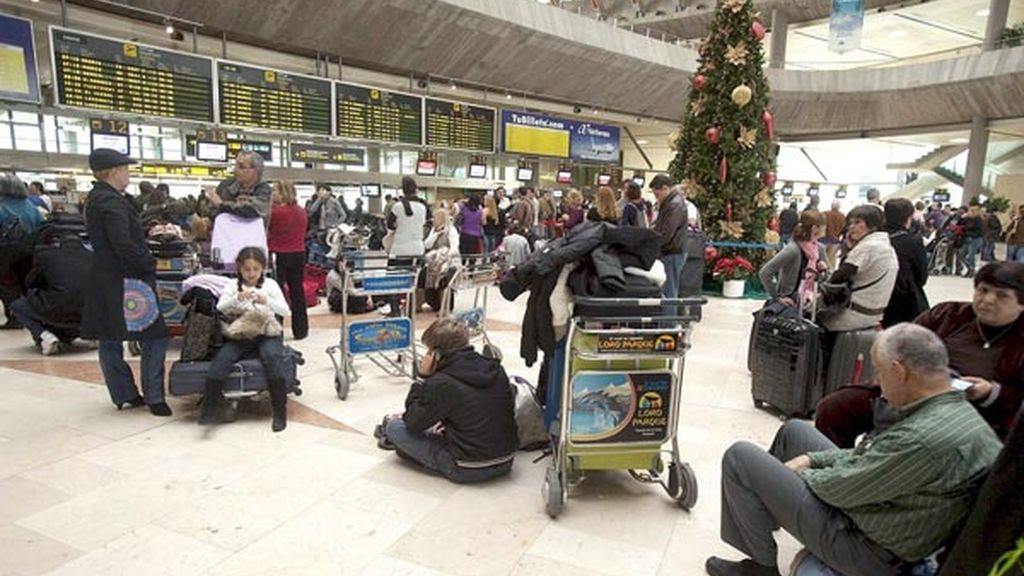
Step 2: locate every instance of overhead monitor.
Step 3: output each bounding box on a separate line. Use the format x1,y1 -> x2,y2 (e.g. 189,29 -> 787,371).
425,97 -> 496,153
91,132 -> 129,155
196,141 -> 228,162
556,170 -> 573,184
361,183 -> 381,197
416,159 -> 437,176
218,61 -> 332,135
632,175 -> 645,187
468,163 -> 487,178
336,81 -> 423,145
516,167 -> 534,182
835,188 -> 848,199
552,189 -> 564,198
597,173 -> 612,186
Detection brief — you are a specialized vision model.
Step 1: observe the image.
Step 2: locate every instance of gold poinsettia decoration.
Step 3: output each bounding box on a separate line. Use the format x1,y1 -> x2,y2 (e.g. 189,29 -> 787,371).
690,97 -> 706,117
718,220 -> 744,239
737,126 -> 758,149
722,0 -> 746,13
725,42 -> 749,66
686,178 -> 707,198
755,187 -> 773,208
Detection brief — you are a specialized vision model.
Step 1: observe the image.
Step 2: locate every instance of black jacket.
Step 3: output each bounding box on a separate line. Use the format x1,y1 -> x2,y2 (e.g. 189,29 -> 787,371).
403,347 -> 518,463
883,228 -> 929,327
25,240 -> 93,327
779,208 -> 799,236
652,192 -> 688,255
81,181 -> 167,341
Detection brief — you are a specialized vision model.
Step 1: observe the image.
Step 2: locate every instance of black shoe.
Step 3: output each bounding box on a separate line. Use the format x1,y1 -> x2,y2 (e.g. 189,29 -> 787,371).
117,396 -> 146,410
373,415 -> 390,439
272,411 -> 287,433
377,435 -> 396,451
705,557 -> 780,576
219,398 -> 237,423
148,402 -> 173,417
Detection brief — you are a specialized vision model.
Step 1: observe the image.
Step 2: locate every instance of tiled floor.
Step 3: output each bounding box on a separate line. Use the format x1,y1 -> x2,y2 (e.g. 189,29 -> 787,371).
0,275 -> 975,576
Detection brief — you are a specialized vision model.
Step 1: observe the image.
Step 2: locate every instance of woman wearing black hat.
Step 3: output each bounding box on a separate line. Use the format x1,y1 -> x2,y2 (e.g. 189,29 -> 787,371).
80,148 -> 171,416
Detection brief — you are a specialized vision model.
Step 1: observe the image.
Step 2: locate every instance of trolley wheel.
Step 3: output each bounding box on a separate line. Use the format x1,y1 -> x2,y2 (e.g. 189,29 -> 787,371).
334,372 -> 350,401
753,398 -> 765,409
127,341 -> 141,356
482,343 -> 502,361
542,466 -> 564,518
668,461 -> 698,511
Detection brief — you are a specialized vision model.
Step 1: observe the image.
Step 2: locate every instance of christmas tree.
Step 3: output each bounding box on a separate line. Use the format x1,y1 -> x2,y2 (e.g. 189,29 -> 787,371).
669,0 -> 778,276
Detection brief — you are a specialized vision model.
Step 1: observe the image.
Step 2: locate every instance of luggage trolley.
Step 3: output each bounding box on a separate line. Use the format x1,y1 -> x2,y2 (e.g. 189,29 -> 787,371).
326,252 -> 420,400
543,296 -> 706,518
439,254 -> 503,360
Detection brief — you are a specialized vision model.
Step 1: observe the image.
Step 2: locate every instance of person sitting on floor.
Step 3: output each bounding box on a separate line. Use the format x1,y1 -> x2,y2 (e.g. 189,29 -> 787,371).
706,323 -> 1001,576
8,235 -> 94,355
816,260 -> 1024,447
375,318 -> 518,484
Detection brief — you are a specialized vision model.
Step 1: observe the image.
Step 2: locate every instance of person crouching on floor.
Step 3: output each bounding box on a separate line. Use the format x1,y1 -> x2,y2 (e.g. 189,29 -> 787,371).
375,318 -> 518,483
706,323 -> 1000,576
199,246 -> 291,432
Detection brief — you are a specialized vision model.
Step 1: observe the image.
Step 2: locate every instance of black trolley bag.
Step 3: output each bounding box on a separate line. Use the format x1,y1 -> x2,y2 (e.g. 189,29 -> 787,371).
749,296 -> 824,418
169,345 -> 304,397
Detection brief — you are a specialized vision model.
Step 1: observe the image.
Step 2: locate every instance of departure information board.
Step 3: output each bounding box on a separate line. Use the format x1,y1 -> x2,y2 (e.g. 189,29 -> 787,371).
425,98 -> 495,153
218,61 -> 332,135
336,82 -> 422,145
50,27 -> 213,122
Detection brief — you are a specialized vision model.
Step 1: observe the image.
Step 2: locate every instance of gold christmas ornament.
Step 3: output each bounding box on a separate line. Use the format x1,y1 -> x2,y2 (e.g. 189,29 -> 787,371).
731,84 -> 753,107
725,42 -> 749,66
686,178 -> 706,197
722,0 -> 747,13
690,97 -> 706,117
764,229 -> 780,245
737,126 -> 758,149
668,129 -> 681,148
718,220 -> 745,239
755,187 -> 773,207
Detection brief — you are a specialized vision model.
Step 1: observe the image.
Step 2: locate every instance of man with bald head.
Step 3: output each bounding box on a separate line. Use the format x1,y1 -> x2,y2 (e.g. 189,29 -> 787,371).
706,324 -> 1001,576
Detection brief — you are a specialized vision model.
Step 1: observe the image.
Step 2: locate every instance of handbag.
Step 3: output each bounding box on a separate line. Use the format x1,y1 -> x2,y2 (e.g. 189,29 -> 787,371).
223,305 -> 283,340
818,271 -> 889,320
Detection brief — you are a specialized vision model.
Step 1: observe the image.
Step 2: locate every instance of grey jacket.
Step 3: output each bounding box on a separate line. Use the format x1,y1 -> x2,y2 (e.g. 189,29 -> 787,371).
758,241 -> 805,300
215,178 -> 273,225
309,195 -> 346,230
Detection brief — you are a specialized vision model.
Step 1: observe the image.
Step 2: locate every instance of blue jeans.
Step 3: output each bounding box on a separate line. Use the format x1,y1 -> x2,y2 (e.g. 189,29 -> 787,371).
98,338 -> 168,406
8,297 -> 78,345
208,336 -> 287,383
660,253 -> 688,299
1008,244 -> 1024,263
960,237 -> 983,273
384,417 -> 513,484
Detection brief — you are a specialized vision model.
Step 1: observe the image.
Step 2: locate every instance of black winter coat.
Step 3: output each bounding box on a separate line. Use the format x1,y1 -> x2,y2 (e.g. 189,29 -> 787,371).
403,347 -> 518,463
25,240 -> 93,328
882,227 -> 929,327
81,181 -> 167,341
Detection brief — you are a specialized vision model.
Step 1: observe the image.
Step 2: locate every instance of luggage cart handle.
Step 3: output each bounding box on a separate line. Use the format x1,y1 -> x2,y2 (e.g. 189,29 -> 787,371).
571,296 -> 708,307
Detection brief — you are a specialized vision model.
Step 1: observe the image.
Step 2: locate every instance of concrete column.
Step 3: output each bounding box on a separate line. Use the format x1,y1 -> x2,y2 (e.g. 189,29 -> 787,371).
769,9 -> 789,69
963,116 -> 989,205
983,0 -> 1011,50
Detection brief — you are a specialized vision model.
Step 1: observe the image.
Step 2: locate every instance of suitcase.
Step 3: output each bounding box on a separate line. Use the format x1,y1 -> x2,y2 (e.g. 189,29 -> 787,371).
750,313 -> 824,418
824,327 -> 879,397
168,345 -> 303,397
747,301 -> 801,372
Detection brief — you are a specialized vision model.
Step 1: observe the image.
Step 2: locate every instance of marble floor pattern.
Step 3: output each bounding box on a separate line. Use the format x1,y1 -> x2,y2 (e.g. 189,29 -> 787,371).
0,275 -> 975,576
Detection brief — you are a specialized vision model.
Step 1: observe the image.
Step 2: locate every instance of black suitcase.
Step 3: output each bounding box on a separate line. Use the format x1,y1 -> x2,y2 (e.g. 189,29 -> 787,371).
750,313 -> 823,418
168,345 -> 303,397
824,327 -> 878,396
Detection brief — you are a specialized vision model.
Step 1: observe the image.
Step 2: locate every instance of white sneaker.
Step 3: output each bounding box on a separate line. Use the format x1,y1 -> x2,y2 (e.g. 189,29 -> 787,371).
40,331 -> 61,356
377,304 -> 392,316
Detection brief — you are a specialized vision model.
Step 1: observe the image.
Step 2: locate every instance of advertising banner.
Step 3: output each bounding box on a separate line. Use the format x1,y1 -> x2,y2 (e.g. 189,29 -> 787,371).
0,14 -> 40,103
347,319 -> 412,354
829,0 -> 865,54
501,110 -> 620,163
569,371 -> 674,444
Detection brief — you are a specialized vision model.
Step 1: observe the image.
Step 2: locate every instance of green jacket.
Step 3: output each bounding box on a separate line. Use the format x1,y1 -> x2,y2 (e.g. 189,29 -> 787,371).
801,391 -> 1001,561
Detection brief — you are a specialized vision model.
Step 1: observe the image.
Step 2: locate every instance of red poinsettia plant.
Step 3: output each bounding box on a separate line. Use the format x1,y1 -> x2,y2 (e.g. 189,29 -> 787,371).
712,255 -> 755,282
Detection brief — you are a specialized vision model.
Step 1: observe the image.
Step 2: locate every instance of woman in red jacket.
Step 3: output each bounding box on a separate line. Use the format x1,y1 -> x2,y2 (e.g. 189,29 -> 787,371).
268,181 -> 309,339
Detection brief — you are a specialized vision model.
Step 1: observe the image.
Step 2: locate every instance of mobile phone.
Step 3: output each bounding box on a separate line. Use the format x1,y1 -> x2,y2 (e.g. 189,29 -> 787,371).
951,378 -> 973,392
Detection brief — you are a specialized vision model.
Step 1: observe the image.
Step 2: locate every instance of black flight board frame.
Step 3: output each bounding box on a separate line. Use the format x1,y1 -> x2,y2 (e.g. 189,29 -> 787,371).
50,27 -> 213,122
336,82 -> 422,145
424,98 -> 495,153
218,61 -> 332,135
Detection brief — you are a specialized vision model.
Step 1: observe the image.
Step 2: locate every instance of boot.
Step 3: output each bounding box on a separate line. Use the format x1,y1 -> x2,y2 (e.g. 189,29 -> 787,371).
269,379 -> 287,433
198,380 -> 225,425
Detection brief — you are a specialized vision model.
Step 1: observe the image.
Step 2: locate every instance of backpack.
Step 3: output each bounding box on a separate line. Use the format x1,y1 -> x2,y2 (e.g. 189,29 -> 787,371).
509,376 -> 548,451
0,208 -> 28,246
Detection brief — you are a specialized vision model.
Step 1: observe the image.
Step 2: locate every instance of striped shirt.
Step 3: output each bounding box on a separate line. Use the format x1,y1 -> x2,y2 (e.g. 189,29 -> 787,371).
801,391 -> 1001,561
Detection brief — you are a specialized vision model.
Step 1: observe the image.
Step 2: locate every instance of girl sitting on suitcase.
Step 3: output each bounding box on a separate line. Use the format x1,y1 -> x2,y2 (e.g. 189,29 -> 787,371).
199,246 -> 291,432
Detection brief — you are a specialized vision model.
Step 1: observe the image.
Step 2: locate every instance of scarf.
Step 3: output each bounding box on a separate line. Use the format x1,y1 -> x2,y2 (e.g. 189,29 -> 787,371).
797,240 -> 820,302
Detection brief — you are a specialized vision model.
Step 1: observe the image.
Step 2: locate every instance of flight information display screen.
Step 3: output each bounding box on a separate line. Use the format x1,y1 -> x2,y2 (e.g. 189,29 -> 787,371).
424,98 -> 495,153
50,27 -> 213,122
218,61 -> 332,135
336,82 -> 422,145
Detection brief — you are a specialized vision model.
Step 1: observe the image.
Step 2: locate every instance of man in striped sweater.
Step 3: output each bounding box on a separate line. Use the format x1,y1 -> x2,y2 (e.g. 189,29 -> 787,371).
706,324 -> 1002,576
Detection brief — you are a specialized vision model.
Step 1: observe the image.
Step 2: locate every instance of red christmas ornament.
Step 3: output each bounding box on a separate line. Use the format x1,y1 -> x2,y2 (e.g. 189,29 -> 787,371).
751,21 -> 766,41
725,200 -> 734,221
704,245 -> 718,262
762,109 -> 775,140
763,171 -> 777,188
719,155 -> 729,183
705,126 -> 720,144
693,74 -> 707,91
